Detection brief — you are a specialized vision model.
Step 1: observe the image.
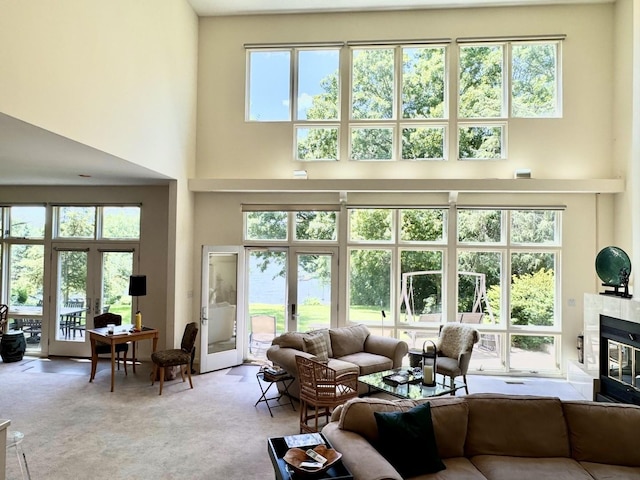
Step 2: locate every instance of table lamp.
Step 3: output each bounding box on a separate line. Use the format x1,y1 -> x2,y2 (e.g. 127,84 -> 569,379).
128,275 -> 147,331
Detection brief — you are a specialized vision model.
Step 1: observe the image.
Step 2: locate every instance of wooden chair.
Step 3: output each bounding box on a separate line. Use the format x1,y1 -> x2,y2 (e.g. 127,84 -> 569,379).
249,314 -> 276,354
94,312 -> 128,373
151,322 -> 199,395
295,355 -> 358,433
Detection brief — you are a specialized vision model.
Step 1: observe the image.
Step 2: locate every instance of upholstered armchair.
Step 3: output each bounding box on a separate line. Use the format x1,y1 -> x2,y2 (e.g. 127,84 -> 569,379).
434,323 -> 479,394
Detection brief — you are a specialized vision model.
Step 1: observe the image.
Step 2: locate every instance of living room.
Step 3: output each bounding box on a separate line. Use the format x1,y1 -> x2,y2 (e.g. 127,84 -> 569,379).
0,0 -> 639,477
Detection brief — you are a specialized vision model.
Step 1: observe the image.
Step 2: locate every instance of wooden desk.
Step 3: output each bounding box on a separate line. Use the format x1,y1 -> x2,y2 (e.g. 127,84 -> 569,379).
88,326 -> 159,392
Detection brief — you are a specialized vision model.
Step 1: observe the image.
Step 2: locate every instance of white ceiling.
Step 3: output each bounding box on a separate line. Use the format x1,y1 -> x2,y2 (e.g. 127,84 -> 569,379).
3,0 -> 610,187
186,0 -> 608,16
0,113 -> 170,187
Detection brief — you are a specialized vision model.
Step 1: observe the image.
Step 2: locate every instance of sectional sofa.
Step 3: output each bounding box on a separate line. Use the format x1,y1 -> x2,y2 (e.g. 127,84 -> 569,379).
322,393 -> 640,480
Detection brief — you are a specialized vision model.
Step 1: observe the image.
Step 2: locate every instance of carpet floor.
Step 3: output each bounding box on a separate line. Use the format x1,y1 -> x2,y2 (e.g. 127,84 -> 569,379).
0,356 -> 584,480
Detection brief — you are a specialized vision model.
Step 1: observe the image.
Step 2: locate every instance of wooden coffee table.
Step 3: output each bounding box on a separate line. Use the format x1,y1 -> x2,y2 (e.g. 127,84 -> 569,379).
358,368 -> 465,399
267,433 -> 353,480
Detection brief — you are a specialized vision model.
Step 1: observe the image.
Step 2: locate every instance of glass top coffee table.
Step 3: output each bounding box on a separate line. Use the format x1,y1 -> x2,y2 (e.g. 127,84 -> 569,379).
358,368 -> 465,399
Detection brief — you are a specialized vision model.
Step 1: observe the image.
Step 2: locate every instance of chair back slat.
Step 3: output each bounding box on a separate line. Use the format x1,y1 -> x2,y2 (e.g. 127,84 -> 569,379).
94,313 -> 123,328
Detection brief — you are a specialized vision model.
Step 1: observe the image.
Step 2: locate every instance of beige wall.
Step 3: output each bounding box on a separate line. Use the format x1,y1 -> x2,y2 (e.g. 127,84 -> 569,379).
0,0 -> 200,350
197,4 -> 614,181
0,0 -> 199,179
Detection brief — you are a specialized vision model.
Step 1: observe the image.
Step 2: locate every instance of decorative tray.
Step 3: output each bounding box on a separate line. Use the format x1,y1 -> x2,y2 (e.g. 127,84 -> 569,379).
382,371 -> 423,386
283,445 -> 342,475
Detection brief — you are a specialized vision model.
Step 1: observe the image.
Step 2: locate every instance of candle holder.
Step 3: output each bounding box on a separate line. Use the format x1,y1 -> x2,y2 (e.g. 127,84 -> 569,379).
421,339 -> 437,387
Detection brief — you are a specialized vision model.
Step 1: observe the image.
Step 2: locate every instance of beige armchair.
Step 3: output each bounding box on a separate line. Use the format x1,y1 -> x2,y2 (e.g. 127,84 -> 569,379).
435,323 -> 479,394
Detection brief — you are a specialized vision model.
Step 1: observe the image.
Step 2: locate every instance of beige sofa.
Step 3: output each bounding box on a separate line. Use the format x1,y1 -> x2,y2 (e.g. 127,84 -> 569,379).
322,393 -> 640,480
266,324 -> 408,398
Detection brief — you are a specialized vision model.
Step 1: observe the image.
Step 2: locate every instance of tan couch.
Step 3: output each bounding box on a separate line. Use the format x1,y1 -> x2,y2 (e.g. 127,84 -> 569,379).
322,393 -> 640,480
266,324 -> 408,399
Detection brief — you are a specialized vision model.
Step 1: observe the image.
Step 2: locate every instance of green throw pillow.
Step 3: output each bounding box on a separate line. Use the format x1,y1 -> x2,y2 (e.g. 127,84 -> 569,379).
373,402 -> 446,478
303,334 -> 329,362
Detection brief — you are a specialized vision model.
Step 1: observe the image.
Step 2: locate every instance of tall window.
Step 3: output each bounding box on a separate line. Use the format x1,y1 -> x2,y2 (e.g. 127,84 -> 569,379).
345,206 -> 561,374
245,37 -> 562,163
458,40 -> 561,160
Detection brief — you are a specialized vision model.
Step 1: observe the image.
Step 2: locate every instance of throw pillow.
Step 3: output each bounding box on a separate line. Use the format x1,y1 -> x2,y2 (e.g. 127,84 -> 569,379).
329,324 -> 370,357
373,402 -> 446,478
271,332 -> 306,350
307,328 -> 333,358
303,334 -> 329,362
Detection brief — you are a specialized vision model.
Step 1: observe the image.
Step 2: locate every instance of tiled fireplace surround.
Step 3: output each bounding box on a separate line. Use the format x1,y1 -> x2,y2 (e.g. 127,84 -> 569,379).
569,293 -> 640,401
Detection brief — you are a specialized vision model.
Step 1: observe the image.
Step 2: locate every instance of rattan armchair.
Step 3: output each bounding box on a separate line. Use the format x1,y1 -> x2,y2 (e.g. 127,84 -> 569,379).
295,355 -> 358,433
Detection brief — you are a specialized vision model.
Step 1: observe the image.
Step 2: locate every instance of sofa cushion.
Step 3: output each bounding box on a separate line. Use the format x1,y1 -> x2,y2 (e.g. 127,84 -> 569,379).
303,334 -> 329,362
434,457 -> 488,480
563,401 -> 640,467
374,402 -> 446,478
428,397 -> 469,459
338,397 -> 418,443
271,332 -> 307,350
330,324 -> 370,357
470,455 -> 594,480
336,352 -> 393,375
580,461 -> 640,480
464,394 -> 570,458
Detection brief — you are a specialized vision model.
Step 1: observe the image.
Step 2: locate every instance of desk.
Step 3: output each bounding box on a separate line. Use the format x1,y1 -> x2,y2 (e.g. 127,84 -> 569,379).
88,326 -> 159,392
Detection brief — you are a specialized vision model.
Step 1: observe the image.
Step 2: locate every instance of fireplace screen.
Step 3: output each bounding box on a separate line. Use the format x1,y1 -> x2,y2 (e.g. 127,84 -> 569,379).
607,339 -> 639,389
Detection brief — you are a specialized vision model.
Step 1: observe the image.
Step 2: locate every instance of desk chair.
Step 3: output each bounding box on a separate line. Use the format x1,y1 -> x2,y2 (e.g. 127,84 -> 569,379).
94,313 -> 128,373
295,355 -> 358,433
151,322 -> 199,395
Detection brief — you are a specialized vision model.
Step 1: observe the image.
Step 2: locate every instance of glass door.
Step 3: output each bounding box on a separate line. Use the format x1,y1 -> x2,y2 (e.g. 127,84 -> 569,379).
246,247 -> 338,361
49,244 -> 136,357
289,248 -> 338,333
200,246 -> 245,373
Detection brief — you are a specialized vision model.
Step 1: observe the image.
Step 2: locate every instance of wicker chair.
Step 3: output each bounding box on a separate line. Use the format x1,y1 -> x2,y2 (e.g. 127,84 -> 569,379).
151,322 -> 199,395
295,355 -> 358,433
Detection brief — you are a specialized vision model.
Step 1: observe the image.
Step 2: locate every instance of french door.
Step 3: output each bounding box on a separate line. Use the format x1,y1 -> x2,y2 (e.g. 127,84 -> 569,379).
246,246 -> 338,356
48,243 -> 138,357
200,246 -> 245,373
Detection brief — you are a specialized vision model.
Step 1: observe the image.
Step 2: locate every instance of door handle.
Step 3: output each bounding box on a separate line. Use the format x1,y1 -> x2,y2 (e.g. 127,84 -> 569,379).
201,306 -> 208,324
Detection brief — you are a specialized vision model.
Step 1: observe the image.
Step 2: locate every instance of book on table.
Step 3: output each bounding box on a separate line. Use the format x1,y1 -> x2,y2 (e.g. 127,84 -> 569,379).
284,433 -> 325,449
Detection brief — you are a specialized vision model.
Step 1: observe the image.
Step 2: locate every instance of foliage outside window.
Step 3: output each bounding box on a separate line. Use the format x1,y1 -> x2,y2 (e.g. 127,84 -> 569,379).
103,207 -> 141,239
8,206 -> 45,239
458,41 -> 560,160
247,39 -> 560,162
9,244 -> 44,311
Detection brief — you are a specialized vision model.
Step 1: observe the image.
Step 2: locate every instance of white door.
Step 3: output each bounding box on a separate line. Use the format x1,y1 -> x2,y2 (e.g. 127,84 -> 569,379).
48,244 -> 137,357
200,246 -> 245,373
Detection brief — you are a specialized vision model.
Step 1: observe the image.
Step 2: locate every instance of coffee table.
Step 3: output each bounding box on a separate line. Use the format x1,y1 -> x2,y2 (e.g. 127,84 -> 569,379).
267,433 -> 353,480
358,368 -> 465,399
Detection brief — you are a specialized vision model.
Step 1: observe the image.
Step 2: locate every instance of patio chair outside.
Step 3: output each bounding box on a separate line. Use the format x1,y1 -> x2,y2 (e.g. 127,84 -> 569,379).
249,315 -> 276,354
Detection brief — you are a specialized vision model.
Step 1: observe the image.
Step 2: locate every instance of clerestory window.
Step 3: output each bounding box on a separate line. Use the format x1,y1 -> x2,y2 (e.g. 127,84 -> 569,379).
246,36 -> 563,163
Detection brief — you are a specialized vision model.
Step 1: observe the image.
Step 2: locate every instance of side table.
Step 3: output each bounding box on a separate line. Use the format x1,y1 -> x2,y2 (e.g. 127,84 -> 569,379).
267,433 -> 353,480
255,370 -> 296,417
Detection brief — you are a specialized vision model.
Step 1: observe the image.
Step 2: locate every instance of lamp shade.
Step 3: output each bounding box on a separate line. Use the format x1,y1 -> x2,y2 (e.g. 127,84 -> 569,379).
128,275 -> 147,297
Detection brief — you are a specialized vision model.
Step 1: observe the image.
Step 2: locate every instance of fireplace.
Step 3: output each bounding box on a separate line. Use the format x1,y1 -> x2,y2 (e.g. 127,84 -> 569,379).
598,315 -> 640,405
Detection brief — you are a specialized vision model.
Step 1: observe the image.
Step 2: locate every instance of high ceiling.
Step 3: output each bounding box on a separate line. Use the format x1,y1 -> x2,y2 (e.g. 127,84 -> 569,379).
3,0 -> 609,186
187,0 -> 608,16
